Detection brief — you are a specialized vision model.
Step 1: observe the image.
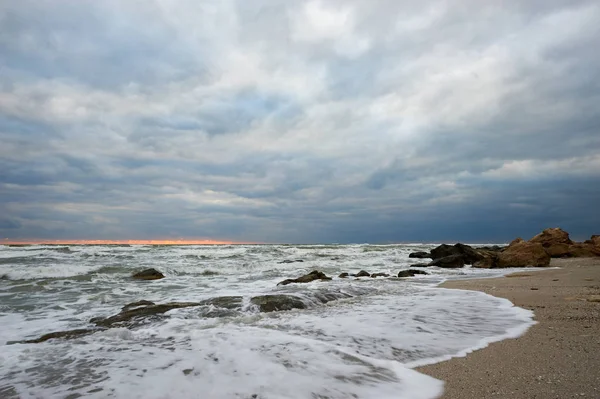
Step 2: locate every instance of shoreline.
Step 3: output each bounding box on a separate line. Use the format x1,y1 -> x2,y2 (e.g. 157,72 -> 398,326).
416,258 -> 600,399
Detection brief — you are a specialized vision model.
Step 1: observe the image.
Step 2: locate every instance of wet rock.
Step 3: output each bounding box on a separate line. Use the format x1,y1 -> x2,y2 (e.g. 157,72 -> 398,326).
121,300 -> 156,311
183,369 -> 194,376
430,243 -> 483,265
370,273 -> 390,278
9,328 -> 102,344
477,245 -> 505,252
250,294 -> 307,312
338,272 -> 349,278
428,254 -> 465,268
199,296 -> 243,309
496,241 -> 551,267
132,268 -> 165,280
409,263 -> 431,268
353,270 -> 370,277
408,251 -> 431,259
397,270 -> 429,278
277,270 -> 332,286
277,259 -> 304,264
91,301 -> 202,327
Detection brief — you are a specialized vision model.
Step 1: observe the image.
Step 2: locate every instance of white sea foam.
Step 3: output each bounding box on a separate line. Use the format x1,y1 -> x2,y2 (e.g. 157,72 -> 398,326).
0,244 -> 537,398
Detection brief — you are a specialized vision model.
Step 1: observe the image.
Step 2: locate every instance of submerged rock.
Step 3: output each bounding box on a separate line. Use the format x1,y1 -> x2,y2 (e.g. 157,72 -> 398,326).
250,295 -> 307,312
131,268 -> 165,280
397,270 -> 429,278
353,270 -> 371,277
9,328 -> 102,344
408,251 -> 431,259
277,259 -> 304,264
370,272 -> 390,278
91,301 -> 202,327
338,272 -> 349,278
277,270 -> 332,286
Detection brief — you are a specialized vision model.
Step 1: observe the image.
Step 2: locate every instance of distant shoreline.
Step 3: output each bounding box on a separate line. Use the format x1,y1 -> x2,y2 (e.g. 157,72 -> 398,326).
417,257 -> 600,398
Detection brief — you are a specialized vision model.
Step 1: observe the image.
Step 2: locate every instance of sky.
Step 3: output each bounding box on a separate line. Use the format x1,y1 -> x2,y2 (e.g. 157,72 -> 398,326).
1,0 -> 599,244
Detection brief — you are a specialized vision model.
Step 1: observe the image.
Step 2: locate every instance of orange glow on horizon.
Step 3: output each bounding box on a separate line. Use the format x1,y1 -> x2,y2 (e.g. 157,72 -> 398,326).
2,239 -> 253,245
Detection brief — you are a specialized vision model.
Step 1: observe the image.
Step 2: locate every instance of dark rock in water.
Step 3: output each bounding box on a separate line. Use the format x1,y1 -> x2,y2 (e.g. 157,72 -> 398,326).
409,263 -> 431,268
277,270 -> 332,286
0,274 -> 8,280
353,270 -> 370,277
370,272 -> 390,278
338,272 -> 349,278
121,300 -> 156,311
408,251 -> 431,259
183,368 -> 194,376
91,301 -> 202,327
132,268 -> 165,280
9,328 -> 102,344
277,259 -> 304,264
428,254 -> 465,268
199,296 -> 244,309
430,243 -> 483,265
250,295 -> 307,312
477,245 -> 505,252
397,269 -> 429,278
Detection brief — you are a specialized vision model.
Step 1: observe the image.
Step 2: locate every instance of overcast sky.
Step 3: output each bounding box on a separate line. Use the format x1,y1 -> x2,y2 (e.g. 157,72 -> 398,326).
1,0 -> 599,243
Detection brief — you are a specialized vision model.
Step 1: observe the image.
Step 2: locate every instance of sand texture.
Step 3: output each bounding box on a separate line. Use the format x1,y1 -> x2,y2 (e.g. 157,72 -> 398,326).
418,258 -> 600,399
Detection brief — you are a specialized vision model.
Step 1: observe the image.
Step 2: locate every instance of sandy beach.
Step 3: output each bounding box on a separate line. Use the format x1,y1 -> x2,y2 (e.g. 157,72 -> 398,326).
418,258 -> 600,399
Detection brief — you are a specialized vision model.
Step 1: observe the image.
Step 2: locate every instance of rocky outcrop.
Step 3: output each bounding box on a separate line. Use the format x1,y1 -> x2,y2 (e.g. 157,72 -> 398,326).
132,268 -> 165,280
566,243 -> 600,257
91,301 -> 203,327
496,241 -> 551,268
9,328 -> 102,344
277,270 -> 332,286
408,251 -> 431,259
397,269 -> 429,277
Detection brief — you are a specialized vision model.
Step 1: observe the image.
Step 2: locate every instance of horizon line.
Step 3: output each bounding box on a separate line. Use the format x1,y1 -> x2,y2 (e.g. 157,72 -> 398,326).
1,239 -> 255,245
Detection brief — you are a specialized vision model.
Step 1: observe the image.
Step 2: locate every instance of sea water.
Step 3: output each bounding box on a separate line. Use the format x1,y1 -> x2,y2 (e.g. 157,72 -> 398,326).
0,244 -> 535,399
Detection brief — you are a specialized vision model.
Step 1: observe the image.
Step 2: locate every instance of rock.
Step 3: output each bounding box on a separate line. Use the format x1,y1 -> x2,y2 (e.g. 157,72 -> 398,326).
530,227 -> 573,246
250,295 -> 307,312
509,237 -> 524,246
8,328 -> 102,344
397,269 -> 429,278
121,300 -> 156,311
429,243 -> 483,265
91,301 -> 203,327
338,272 -> 349,278
277,270 -> 332,286
472,250 -> 499,269
528,228 -> 573,258
408,251 -> 431,259
370,272 -> 390,278
428,254 -> 465,268
353,270 -> 370,277
409,263 -> 431,268
277,259 -> 304,264
567,243 -> 600,257
132,268 -> 165,280
477,245 -> 505,252
496,241 -> 551,267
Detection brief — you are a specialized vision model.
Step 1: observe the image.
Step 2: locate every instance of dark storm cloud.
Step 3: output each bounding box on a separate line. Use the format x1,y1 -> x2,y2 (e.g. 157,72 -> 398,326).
1,0 -> 599,242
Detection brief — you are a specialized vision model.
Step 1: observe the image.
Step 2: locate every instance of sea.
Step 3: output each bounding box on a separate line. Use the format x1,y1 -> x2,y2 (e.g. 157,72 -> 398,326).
0,243 -> 536,399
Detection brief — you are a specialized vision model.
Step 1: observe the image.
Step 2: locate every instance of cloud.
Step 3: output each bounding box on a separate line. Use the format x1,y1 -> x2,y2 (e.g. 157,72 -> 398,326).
1,0 -> 599,242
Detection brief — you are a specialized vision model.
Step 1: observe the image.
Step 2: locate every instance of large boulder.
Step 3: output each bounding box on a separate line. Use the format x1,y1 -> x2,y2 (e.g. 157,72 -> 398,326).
472,250 -> 500,269
132,268 -> 165,280
428,254 -> 465,268
408,251 -> 431,259
496,241 -> 551,267
567,243 -> 600,258
429,243 -> 483,265
530,228 -> 573,258
277,270 -> 332,286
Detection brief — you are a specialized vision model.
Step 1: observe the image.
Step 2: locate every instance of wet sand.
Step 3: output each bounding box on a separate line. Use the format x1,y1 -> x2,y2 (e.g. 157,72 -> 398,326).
418,258 -> 600,399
